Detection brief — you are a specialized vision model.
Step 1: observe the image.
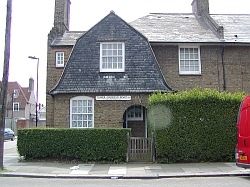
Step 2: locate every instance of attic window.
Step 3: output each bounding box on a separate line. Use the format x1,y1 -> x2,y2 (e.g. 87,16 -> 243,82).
100,42 -> 125,72
55,52 -> 64,67
13,102 -> 19,111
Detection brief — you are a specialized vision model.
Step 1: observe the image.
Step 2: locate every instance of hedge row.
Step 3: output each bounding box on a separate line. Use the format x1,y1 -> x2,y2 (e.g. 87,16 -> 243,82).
148,88 -> 246,163
17,128 -> 130,162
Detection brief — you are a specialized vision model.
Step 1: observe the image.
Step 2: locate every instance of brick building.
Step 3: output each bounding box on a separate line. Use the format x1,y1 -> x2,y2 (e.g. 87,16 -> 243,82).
46,0 -> 250,137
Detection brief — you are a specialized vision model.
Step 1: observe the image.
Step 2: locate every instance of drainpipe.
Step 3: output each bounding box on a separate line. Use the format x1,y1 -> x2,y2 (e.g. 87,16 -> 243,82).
221,44 -> 226,91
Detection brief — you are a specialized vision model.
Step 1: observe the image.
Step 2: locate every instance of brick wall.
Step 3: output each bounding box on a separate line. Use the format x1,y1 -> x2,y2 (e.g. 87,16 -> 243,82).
152,45 -> 250,94
47,93 -> 149,128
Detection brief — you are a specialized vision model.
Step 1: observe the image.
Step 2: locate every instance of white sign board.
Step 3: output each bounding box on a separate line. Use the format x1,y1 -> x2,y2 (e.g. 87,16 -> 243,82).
96,96 -> 131,101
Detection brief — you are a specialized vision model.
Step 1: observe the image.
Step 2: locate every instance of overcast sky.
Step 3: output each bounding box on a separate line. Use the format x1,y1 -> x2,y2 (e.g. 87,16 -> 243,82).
0,0 -> 249,105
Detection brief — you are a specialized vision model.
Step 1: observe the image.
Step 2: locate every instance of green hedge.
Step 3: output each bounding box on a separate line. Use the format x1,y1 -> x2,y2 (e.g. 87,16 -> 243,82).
17,128 -> 130,162
148,88 -> 246,163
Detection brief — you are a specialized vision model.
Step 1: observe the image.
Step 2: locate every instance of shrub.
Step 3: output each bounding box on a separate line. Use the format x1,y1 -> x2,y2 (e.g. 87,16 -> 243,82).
148,88 -> 245,163
17,128 -> 130,163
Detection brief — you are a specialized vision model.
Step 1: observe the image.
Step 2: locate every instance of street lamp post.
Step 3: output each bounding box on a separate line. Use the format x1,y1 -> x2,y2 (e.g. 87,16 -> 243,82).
28,56 -> 39,127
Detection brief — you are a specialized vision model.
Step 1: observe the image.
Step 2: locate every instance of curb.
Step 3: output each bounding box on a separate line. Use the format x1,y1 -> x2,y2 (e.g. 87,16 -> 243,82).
1,172 -> 249,179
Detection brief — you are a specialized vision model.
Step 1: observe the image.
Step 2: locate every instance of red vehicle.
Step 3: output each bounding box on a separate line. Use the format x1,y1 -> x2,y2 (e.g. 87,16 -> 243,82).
236,94 -> 250,168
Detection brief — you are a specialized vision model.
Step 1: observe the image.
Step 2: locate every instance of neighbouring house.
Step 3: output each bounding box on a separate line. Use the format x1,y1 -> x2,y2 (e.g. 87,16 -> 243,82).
0,78 -> 36,132
46,0 -> 250,137
38,106 -> 46,127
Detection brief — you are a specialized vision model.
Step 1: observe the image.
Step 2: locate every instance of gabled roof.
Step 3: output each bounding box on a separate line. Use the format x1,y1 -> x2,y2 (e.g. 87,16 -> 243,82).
0,81 -> 32,109
49,12 -> 172,95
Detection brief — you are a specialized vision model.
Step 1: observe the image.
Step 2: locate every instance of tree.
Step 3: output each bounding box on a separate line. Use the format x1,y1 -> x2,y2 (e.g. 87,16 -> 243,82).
0,0 -> 12,170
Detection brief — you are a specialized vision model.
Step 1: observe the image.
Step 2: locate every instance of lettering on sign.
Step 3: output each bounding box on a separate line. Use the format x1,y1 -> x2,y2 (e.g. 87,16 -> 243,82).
96,96 -> 131,101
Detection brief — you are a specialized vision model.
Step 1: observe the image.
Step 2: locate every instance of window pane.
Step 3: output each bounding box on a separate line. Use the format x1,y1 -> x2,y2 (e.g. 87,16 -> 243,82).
102,44 -> 107,49
108,44 -> 112,49
102,62 -> 107,69
83,107 -> 87,113
77,121 -> 82,127
88,100 -> 92,106
72,121 -> 77,127
72,100 -> 77,106
83,121 -> 87,127
118,57 -> 122,62
77,114 -> 82,120
88,121 -> 93,127
118,63 -> 122,69
72,114 -> 77,120
88,114 -> 92,120
78,107 -> 83,113
108,50 -> 112,55
88,107 -> 92,113
113,44 -> 117,49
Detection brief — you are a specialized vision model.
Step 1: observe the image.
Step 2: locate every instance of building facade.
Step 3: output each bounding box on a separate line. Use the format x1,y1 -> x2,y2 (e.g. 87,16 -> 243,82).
46,0 -> 250,137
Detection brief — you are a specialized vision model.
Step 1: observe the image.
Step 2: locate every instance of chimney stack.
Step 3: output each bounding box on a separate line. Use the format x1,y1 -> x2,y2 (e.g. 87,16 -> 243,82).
29,77 -> 34,92
192,0 -> 209,16
53,0 -> 71,36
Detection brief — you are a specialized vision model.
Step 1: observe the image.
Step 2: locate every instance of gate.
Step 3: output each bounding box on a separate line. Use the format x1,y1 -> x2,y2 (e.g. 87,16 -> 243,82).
126,133 -> 155,162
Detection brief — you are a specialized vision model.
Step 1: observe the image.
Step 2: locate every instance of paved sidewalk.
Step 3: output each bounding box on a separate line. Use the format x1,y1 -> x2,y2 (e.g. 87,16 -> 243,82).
1,150 -> 250,179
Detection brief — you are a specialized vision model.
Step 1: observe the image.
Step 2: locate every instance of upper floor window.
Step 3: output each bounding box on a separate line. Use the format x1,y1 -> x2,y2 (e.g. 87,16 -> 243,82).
13,89 -> 19,98
70,96 -> 94,128
100,42 -> 125,72
56,52 -> 64,67
179,47 -> 201,75
13,102 -> 19,111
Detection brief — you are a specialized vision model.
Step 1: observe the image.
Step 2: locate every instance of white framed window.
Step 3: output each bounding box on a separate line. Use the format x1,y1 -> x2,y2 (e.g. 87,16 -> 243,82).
56,52 -> 64,67
127,105 -> 143,121
179,46 -> 201,75
13,89 -> 19,98
13,102 -> 19,111
100,42 -> 125,72
70,96 -> 94,128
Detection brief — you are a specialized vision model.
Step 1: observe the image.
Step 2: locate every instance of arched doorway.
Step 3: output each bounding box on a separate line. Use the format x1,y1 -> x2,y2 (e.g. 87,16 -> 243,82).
123,105 -> 147,137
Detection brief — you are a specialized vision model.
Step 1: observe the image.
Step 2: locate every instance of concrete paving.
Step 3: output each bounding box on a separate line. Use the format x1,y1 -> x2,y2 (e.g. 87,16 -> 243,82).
1,140 -> 250,179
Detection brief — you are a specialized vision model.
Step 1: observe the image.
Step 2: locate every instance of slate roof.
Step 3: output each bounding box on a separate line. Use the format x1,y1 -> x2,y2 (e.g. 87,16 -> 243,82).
211,14 -> 250,43
49,12 -> 172,95
130,13 -> 221,43
51,31 -> 85,46
50,13 -> 250,46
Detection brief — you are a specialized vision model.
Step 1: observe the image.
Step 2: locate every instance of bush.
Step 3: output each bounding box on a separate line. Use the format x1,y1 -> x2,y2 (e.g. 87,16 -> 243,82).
17,128 -> 130,163
148,88 -> 246,163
